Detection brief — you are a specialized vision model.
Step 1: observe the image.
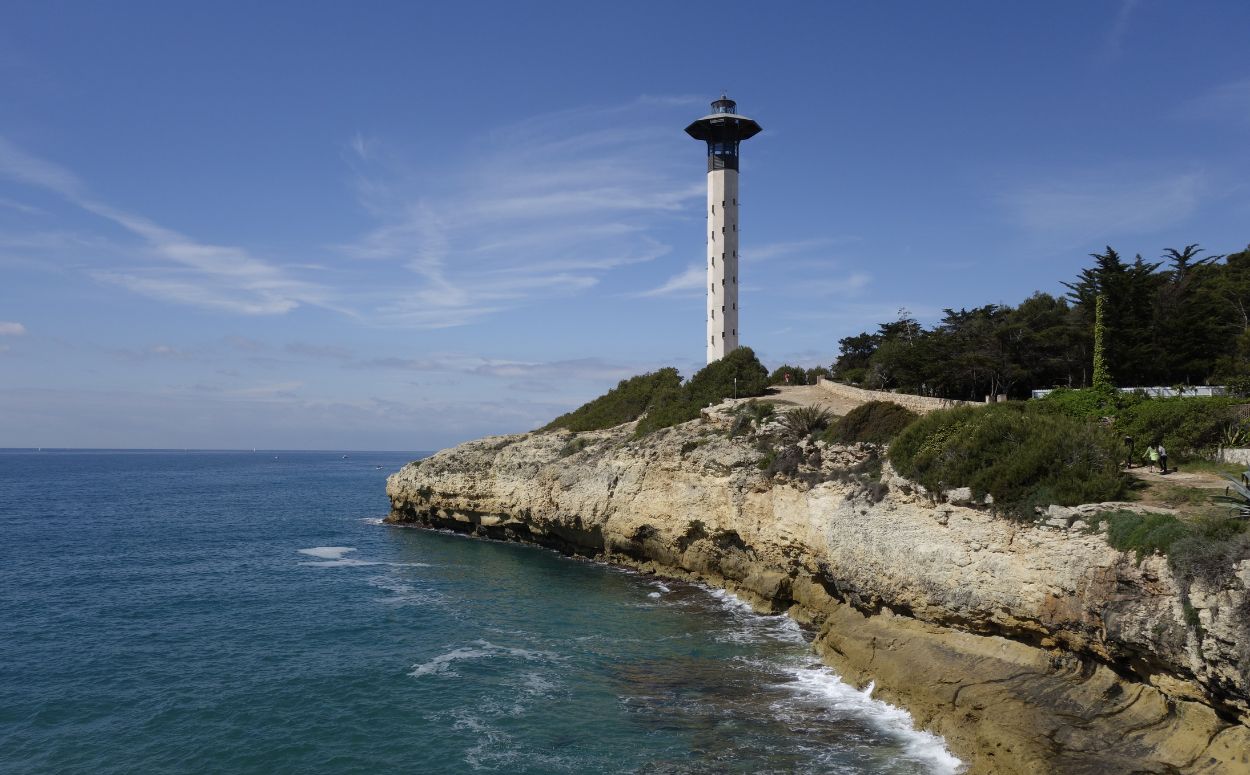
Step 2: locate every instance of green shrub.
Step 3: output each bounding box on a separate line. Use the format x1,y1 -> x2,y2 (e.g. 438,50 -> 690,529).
805,366 -> 833,385
558,436 -> 593,458
888,403 -> 1125,518
685,346 -> 769,406
544,368 -> 683,432
1116,397 -> 1241,460
1089,510 -> 1249,586
1034,385 -> 1150,419
825,401 -> 918,445
837,367 -> 869,385
1169,532 -> 1250,588
1038,388 -> 1250,461
729,400 -> 775,437
635,347 -> 769,436
768,364 -> 807,385
1101,511 -> 1192,562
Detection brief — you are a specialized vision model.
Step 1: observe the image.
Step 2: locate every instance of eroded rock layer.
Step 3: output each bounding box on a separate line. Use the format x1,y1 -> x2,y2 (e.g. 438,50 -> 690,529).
386,417 -> 1250,774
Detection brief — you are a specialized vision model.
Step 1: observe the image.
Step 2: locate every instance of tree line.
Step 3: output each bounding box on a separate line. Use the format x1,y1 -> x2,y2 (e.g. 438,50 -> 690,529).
831,244 -> 1250,400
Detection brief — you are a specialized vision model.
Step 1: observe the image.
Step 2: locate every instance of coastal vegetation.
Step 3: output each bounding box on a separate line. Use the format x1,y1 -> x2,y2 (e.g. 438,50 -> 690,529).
543,368 -> 683,432
635,347 -> 770,436
822,400 -> 917,445
544,348 -> 770,436
767,364 -> 831,386
1038,387 -> 1249,461
888,403 -> 1126,518
832,244 -> 1250,400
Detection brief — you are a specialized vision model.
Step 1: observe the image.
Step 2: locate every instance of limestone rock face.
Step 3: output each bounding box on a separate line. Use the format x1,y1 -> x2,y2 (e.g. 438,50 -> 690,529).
387,419 -> 1250,774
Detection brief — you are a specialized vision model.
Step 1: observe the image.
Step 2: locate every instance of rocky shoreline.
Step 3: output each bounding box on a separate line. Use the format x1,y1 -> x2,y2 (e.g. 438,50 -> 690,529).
385,410 -> 1250,774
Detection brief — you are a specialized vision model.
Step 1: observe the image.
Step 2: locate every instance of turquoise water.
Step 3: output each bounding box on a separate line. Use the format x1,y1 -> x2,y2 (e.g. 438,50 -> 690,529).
0,450 -> 959,774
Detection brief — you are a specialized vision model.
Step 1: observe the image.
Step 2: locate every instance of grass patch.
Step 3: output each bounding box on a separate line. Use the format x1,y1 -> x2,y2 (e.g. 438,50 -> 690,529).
1177,459 -> 1249,478
1088,509 -> 1250,587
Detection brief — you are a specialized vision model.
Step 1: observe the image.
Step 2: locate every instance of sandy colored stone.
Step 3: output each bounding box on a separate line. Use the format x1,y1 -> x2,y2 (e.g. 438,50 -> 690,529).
386,415 -> 1250,774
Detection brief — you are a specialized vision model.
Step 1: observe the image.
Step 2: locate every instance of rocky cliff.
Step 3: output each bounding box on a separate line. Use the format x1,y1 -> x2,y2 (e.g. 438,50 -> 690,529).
386,408 -> 1250,774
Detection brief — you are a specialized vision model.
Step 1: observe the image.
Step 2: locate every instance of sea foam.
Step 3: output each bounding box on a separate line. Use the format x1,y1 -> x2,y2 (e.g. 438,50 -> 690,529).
705,585 -> 963,773
409,640 -> 564,679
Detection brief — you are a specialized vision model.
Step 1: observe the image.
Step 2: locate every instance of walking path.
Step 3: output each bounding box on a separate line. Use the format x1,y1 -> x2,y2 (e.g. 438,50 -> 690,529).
760,384 -> 865,416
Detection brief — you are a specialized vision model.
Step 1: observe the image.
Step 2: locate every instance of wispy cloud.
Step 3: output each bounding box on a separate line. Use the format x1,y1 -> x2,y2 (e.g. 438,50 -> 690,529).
337,96 -> 702,327
1104,0 -> 1140,59
748,237 -> 859,262
0,197 -> 44,215
1000,168 -> 1205,243
1183,78 -> 1250,125
0,321 -> 26,335
638,264 -> 704,298
0,136 -> 329,315
356,353 -> 642,382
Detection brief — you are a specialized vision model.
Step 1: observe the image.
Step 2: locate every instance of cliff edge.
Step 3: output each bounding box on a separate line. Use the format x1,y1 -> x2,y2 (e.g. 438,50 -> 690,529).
386,408 -> 1250,774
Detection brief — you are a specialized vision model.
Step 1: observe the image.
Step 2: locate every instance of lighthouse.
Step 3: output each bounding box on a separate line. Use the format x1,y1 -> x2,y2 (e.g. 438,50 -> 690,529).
686,95 -> 762,364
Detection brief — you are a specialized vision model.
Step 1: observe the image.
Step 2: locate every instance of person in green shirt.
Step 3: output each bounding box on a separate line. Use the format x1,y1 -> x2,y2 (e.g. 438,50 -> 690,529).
1148,445 -> 1159,472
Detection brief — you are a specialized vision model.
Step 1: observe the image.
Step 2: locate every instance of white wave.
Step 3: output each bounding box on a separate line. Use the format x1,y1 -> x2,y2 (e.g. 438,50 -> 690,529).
409,640 -> 564,679
518,670 -> 560,697
360,517 -> 385,525
651,581 -> 671,593
705,587 -> 807,645
368,575 -> 443,607
779,669 -> 963,774
297,546 -> 380,567
704,585 -> 962,771
297,546 -> 430,568
299,546 -> 355,560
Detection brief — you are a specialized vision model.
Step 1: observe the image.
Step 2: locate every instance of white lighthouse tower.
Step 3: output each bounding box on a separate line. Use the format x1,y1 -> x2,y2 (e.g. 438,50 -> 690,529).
686,96 -> 762,364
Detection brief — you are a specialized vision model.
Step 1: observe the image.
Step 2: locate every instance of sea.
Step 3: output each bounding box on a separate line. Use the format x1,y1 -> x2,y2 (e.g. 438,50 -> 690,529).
0,449 -> 961,774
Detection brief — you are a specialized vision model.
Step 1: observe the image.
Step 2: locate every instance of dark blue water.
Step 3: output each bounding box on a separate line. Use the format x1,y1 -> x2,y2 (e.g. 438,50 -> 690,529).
0,450 -> 959,774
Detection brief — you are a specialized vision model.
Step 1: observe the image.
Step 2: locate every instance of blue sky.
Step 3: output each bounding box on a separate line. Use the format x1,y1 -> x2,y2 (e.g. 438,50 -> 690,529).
2,1 -> 1249,450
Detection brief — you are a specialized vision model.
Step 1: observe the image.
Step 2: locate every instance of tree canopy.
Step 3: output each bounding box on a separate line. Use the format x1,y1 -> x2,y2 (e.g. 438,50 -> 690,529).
832,244 -> 1250,399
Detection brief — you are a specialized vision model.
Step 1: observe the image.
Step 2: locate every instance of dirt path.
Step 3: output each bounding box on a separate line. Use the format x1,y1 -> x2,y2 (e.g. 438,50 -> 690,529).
761,384 -> 865,416
1125,464 -> 1242,518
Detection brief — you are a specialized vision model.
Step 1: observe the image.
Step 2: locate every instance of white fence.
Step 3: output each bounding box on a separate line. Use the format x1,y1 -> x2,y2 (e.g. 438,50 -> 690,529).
1030,386 -> 1229,400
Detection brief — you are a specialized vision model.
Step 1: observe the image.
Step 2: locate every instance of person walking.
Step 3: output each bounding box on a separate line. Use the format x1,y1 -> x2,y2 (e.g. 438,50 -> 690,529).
1158,443 -> 1169,475
1148,445 -> 1159,472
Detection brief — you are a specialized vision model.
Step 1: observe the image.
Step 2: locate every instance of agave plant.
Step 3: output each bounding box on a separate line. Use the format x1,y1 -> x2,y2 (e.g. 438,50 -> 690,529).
1221,422 -> 1250,448
1212,471 -> 1250,520
779,406 -> 833,439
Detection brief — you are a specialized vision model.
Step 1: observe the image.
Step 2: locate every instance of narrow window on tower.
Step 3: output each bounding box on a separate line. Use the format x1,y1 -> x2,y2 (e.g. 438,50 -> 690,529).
721,305 -> 725,313
711,309 -> 714,319
733,329 -> 736,336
